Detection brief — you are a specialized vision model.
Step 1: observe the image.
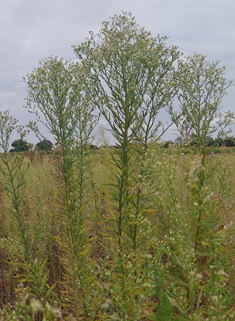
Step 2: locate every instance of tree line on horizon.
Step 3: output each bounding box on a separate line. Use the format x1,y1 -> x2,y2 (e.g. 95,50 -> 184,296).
9,134 -> 235,152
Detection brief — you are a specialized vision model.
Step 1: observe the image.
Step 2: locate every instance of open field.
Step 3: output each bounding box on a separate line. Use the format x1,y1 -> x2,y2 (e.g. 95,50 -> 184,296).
0,147 -> 235,320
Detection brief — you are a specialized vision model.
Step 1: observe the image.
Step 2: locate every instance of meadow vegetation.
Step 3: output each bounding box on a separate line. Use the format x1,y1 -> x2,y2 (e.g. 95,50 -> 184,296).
0,11 -> 235,321
0,147 -> 235,320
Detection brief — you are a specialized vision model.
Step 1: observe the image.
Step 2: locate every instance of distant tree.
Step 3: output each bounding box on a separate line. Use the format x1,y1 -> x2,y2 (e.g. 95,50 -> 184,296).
223,136 -> 235,147
36,139 -> 53,151
213,135 -> 235,147
205,136 -> 214,147
89,144 -> 98,150
10,139 -> 32,152
174,136 -> 183,146
162,140 -> 173,148
189,135 -> 215,147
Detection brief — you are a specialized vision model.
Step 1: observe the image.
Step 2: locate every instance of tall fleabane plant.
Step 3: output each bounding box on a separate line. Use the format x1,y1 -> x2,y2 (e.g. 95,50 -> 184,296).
23,57 -> 100,319
168,54 -> 234,318
73,11 -> 181,319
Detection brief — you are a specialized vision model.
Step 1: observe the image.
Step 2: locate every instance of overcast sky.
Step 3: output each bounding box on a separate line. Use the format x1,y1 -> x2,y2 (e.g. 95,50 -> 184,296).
0,0 -> 235,144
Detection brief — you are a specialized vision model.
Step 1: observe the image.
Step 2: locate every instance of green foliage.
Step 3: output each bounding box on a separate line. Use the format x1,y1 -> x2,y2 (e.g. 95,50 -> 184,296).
74,13 -> 181,318
23,56 -> 99,147
0,111 -> 57,309
36,139 -> 53,150
1,136 -> 235,320
74,11 -> 180,146
0,112 -> 30,258
10,138 -> 32,152
222,136 -> 235,147
23,55 -> 101,319
205,135 -> 214,147
172,54 -> 234,151
0,110 -> 18,152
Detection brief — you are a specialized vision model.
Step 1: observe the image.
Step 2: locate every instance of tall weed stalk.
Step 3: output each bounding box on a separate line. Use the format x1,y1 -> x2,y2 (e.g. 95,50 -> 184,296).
24,57 -> 101,319
0,111 -> 54,305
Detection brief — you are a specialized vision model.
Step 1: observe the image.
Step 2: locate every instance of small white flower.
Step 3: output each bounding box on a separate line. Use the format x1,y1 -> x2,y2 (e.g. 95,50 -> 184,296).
106,299 -> 112,305
218,269 -> 225,276
211,295 -> 218,303
51,307 -> 62,318
102,303 -> 109,309
30,298 -> 43,314
196,273 -> 203,280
